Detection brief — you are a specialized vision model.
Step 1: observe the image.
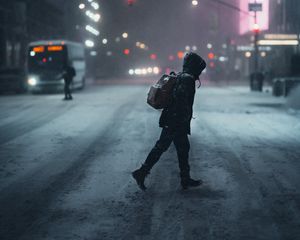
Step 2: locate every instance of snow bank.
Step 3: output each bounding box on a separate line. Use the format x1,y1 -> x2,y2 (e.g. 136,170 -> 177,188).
286,85 -> 300,109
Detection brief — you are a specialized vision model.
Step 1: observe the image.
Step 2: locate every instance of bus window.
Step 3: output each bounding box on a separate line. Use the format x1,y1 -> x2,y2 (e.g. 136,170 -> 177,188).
28,46 -> 66,71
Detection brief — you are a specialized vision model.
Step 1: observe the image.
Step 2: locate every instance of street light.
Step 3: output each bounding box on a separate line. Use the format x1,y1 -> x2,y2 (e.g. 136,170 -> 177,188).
85,25 -> 100,36
185,46 -> 191,51
85,10 -> 101,22
245,51 -> 252,58
85,40 -> 95,48
122,32 -> 128,39
79,3 -> 85,9
192,0 -> 198,6
91,2 -> 99,10
102,38 -> 108,44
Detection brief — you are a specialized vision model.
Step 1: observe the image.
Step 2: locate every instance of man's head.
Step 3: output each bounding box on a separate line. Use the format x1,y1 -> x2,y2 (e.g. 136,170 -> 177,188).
183,52 -> 206,80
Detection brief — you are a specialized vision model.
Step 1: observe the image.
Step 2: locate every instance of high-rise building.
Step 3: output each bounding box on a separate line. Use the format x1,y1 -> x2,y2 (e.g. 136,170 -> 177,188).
269,0 -> 300,33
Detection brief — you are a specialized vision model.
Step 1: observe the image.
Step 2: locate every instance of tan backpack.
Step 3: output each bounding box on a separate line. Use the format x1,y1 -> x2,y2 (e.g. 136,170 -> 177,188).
147,73 -> 178,109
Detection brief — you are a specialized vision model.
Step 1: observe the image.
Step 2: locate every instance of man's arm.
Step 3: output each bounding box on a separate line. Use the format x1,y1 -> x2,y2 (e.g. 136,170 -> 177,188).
174,75 -> 195,129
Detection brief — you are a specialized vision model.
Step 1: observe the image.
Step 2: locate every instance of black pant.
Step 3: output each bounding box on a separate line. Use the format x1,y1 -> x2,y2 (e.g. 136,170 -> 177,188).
143,127 -> 190,178
64,80 -> 72,99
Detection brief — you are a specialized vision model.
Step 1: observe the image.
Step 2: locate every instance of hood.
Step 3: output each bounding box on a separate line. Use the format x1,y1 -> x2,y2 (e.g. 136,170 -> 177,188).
182,52 -> 206,79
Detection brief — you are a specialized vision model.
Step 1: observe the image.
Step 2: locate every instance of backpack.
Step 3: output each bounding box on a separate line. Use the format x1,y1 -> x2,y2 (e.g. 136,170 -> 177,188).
69,66 -> 76,78
147,73 -> 178,109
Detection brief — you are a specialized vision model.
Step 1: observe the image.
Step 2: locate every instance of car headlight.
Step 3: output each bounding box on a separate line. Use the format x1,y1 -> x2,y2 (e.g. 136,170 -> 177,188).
28,77 -> 37,86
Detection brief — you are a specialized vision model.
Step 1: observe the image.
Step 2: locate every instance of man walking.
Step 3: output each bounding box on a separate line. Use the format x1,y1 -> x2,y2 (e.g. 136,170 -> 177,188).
132,52 -> 206,190
63,63 -> 76,100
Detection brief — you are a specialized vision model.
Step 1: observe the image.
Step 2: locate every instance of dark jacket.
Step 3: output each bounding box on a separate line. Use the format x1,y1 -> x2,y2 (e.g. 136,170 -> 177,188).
159,52 -> 206,135
63,66 -> 76,83
159,73 -> 195,134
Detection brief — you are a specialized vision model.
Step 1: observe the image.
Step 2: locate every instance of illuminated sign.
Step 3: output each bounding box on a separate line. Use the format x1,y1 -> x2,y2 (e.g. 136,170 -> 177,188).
264,34 -> 298,40
48,46 -> 63,51
258,40 -> 299,46
237,45 -> 272,51
33,46 -> 45,53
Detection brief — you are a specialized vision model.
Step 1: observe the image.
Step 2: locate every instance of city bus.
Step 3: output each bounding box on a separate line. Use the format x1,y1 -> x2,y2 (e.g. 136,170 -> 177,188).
27,40 -> 86,92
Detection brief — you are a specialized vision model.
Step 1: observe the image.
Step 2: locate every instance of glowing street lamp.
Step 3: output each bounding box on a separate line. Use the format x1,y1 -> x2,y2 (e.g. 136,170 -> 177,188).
85,25 -> 99,36
185,46 -> 191,51
245,51 -> 252,58
122,32 -> 128,39
192,0 -> 198,6
85,40 -> 95,48
85,10 -> 101,22
79,3 -> 85,9
91,2 -> 99,10
102,38 -> 108,44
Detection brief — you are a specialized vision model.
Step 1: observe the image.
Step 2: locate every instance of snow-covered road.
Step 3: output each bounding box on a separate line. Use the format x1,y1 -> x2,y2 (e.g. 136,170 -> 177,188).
0,84 -> 299,240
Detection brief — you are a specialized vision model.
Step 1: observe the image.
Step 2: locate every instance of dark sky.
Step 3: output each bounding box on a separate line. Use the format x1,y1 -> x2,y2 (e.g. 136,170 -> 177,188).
50,0 -> 239,58
98,0 -> 239,54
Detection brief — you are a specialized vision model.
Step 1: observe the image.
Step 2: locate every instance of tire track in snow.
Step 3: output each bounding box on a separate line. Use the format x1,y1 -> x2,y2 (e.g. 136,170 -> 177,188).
0,92 -> 141,240
0,103 -> 75,145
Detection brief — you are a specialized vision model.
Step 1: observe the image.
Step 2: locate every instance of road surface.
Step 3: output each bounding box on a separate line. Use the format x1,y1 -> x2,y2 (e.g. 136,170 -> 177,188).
0,83 -> 300,240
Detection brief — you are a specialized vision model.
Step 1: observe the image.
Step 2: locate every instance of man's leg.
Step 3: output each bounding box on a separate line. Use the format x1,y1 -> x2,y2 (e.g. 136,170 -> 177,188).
132,128 -> 173,190
143,127 -> 173,172
66,82 -> 72,99
173,132 -> 202,189
173,132 -> 190,179
63,82 -> 68,100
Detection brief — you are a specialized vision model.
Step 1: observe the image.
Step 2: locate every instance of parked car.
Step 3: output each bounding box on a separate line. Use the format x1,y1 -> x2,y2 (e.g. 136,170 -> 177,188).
0,68 -> 26,93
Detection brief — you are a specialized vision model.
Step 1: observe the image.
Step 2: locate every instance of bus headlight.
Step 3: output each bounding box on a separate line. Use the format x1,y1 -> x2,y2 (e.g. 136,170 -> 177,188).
28,77 -> 38,86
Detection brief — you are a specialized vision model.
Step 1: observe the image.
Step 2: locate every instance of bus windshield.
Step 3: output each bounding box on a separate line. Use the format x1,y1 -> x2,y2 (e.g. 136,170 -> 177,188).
28,45 -> 66,72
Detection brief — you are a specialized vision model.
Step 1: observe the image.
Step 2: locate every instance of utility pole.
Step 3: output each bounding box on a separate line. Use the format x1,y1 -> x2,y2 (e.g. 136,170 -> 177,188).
249,0 -> 263,91
253,1 -> 259,75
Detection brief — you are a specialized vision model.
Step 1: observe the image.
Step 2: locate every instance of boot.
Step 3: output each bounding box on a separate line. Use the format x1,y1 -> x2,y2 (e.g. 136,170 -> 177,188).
132,165 -> 149,191
181,177 -> 203,190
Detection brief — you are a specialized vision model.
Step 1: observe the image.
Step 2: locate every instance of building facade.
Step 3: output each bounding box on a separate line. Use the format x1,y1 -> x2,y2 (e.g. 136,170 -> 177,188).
0,0 -> 64,69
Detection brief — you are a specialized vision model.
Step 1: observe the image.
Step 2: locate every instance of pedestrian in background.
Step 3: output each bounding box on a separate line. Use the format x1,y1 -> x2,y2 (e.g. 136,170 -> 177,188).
132,52 -> 206,190
63,63 -> 76,100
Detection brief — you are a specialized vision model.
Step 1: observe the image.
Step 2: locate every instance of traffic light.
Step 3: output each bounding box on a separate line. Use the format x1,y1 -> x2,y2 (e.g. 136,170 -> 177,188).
208,52 -> 215,60
127,0 -> 135,6
150,54 -> 157,60
177,51 -> 184,59
168,55 -> 175,61
124,49 -> 130,55
252,23 -> 260,34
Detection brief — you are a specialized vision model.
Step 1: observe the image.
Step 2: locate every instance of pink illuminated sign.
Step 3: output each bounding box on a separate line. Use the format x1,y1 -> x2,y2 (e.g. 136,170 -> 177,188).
239,0 -> 269,35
